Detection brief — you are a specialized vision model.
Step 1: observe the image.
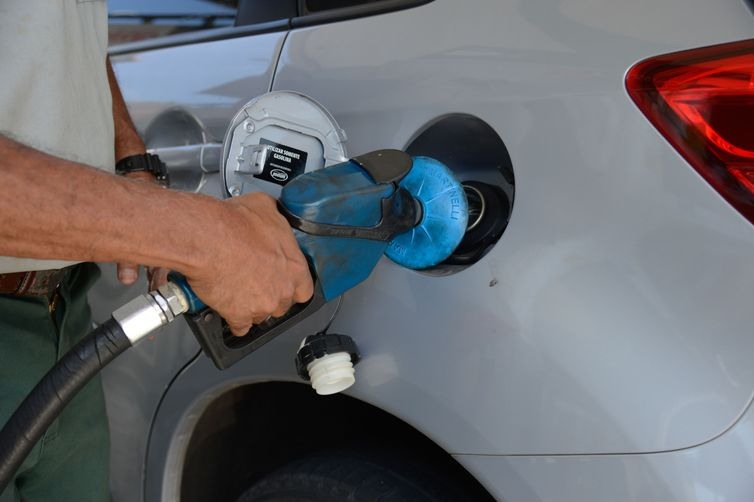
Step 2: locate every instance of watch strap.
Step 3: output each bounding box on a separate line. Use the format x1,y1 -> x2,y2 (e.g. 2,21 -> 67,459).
115,153 -> 169,187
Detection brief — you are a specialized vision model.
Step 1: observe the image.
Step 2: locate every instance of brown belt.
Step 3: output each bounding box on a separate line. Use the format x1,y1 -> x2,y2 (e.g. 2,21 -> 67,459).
0,267 -> 72,296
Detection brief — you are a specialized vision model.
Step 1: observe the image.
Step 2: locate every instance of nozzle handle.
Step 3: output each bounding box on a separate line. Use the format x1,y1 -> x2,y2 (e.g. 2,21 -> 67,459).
166,272 -> 327,370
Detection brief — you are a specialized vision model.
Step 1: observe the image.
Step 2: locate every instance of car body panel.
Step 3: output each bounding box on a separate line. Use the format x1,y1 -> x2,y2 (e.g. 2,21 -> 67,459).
108,33 -> 287,141
95,0 -> 754,500
454,399 -> 754,502
268,0 -> 754,455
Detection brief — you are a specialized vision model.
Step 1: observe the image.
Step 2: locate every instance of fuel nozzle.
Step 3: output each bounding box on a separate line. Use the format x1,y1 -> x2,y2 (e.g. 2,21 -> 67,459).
175,150 -> 469,373
279,150 -> 469,300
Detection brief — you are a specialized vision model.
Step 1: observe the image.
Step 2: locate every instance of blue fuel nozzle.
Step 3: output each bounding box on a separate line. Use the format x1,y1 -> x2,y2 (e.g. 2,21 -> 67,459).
172,150 -> 468,371
280,151 -> 468,299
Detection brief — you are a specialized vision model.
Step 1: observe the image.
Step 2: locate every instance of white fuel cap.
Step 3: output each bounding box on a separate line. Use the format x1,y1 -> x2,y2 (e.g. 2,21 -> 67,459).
221,91 -> 348,198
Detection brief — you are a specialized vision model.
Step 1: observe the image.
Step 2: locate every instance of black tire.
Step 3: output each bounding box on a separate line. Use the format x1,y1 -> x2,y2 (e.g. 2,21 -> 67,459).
236,452 -> 468,502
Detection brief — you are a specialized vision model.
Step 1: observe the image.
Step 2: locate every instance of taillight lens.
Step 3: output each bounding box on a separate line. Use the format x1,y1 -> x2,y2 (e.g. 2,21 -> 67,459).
626,39 -> 754,224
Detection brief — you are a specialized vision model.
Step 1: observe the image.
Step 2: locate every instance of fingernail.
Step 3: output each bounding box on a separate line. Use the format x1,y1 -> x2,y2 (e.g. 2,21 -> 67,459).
231,326 -> 250,337
119,269 -> 137,284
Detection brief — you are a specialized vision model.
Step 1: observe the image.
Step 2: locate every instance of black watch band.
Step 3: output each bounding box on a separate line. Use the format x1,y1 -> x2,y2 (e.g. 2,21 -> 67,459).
115,153 -> 170,187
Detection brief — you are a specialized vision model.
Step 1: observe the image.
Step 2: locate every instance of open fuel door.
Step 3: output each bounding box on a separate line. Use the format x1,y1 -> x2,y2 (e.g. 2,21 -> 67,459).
221,91 -> 348,198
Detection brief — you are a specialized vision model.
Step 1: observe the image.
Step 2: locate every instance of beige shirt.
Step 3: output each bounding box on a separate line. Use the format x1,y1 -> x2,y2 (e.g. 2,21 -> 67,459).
0,0 -> 115,273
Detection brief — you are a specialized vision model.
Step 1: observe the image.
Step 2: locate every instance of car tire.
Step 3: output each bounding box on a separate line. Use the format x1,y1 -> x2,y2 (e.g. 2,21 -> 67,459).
235,451 -> 464,502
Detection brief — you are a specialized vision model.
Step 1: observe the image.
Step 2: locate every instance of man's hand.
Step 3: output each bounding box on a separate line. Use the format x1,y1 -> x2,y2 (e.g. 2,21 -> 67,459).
184,192 -> 313,337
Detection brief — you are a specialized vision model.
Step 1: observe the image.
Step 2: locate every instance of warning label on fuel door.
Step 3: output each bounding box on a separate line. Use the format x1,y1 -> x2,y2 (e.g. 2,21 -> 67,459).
255,139 -> 308,186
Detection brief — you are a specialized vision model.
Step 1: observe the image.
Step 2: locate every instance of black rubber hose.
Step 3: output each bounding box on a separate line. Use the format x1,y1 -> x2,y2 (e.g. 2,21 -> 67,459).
0,318 -> 131,493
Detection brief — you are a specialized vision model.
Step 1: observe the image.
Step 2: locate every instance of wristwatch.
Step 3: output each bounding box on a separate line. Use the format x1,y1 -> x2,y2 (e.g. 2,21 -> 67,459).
115,153 -> 169,187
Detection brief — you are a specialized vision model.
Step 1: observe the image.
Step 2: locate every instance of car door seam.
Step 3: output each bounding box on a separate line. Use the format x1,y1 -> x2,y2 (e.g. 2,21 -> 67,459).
268,30 -> 291,92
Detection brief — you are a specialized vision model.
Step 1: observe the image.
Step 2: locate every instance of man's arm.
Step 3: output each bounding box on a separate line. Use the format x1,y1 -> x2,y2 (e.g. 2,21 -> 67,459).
108,56 -> 148,164
107,56 -> 159,285
0,135 -> 313,335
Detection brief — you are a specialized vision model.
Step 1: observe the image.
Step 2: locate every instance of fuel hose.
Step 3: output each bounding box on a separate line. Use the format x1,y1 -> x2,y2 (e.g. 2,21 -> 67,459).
0,281 -> 190,494
0,318 -> 130,493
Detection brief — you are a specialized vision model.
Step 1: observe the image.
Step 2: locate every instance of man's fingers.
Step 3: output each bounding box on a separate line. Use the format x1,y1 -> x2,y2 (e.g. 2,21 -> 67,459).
148,267 -> 170,290
227,321 -> 252,337
294,278 -> 315,304
117,262 -> 139,285
272,307 -> 288,318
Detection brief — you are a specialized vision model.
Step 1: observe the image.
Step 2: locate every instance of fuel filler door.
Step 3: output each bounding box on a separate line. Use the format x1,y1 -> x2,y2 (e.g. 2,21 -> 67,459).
221,91 -> 348,198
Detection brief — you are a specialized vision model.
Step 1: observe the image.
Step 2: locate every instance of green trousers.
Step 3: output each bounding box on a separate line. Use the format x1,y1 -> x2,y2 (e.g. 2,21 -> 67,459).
0,263 -> 110,502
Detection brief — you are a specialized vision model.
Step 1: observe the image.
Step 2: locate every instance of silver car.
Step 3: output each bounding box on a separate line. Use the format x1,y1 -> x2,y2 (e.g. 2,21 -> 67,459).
96,0 -> 754,500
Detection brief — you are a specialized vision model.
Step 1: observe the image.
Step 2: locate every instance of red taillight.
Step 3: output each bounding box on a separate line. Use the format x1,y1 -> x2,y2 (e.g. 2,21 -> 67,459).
626,39 -> 754,224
